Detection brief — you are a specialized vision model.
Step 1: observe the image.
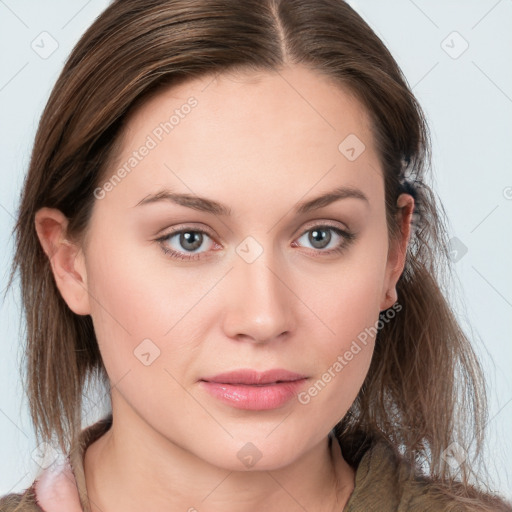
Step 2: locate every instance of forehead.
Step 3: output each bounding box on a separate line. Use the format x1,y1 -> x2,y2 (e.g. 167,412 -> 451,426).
119,64 -> 375,149
99,65 -> 383,215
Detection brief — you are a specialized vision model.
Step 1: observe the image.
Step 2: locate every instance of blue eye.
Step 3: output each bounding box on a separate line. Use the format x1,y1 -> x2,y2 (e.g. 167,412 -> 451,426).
156,224 -> 356,261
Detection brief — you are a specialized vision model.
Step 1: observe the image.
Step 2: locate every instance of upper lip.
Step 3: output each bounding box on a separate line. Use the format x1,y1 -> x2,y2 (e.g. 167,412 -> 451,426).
200,369 -> 307,385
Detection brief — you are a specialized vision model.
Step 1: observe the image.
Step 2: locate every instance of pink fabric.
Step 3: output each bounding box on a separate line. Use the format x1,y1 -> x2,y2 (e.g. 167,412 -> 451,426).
34,457 -> 83,512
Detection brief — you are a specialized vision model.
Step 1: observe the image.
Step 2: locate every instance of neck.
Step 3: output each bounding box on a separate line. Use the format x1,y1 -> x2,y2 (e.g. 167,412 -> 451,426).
84,399 -> 355,512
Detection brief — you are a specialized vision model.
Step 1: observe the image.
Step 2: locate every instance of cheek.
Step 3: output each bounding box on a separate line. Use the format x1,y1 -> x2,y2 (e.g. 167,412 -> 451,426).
315,232 -> 388,346
87,229 -> 183,330
295,285 -> 381,422
84,239 -> 195,418
85,231 -> 214,381
297,238 -> 389,410
85,234 -> 166,368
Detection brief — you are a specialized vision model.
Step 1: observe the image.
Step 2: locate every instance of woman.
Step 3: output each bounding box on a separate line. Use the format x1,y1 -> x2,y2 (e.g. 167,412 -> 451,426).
1,0 -> 511,510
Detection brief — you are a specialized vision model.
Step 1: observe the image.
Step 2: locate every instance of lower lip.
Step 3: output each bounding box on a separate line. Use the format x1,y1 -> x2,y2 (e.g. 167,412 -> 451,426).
199,379 -> 308,410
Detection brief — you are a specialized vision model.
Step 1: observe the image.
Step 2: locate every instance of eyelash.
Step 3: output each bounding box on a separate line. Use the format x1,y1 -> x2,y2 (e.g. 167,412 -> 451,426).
155,223 -> 357,262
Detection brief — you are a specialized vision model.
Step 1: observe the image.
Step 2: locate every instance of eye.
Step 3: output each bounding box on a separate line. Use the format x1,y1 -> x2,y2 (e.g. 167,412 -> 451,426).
292,224 -> 356,256
156,227 -> 217,261
156,223 -> 357,261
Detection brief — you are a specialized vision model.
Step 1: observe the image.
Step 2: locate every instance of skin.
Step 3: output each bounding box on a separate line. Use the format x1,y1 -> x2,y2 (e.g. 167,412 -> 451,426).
35,64 -> 414,512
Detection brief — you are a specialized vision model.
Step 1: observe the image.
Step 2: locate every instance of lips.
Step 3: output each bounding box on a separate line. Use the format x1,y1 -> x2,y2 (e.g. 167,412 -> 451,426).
199,369 -> 309,410
200,368 -> 307,386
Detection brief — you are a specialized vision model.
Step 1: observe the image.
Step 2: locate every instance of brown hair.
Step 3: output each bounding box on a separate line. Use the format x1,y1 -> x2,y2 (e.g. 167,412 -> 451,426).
5,0 -> 511,509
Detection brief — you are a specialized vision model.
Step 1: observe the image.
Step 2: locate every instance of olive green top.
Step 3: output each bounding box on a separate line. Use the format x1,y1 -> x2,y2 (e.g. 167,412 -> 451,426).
1,415 -> 511,511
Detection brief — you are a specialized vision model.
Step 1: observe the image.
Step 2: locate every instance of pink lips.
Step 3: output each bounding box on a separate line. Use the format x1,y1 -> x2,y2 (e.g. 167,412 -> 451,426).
199,369 -> 308,410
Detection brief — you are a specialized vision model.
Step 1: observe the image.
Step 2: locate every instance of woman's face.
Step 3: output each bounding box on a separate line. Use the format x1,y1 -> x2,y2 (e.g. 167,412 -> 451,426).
56,65 -> 411,470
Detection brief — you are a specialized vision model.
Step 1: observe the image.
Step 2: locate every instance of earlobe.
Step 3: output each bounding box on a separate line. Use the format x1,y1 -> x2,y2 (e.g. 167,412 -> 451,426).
34,207 -> 91,315
380,194 -> 415,311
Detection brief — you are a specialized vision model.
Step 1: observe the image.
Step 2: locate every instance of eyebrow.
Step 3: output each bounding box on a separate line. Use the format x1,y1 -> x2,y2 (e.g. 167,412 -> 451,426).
134,185 -> 369,216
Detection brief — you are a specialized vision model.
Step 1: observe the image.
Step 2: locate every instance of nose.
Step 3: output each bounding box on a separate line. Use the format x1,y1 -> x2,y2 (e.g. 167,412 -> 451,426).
221,243 -> 297,345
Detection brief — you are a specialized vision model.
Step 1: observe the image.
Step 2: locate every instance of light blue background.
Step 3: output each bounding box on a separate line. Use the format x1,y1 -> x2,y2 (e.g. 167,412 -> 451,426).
1,0 -> 511,500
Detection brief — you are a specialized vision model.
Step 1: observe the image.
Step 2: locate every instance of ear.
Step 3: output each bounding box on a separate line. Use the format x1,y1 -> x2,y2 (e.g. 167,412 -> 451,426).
380,193 -> 415,311
34,207 -> 91,315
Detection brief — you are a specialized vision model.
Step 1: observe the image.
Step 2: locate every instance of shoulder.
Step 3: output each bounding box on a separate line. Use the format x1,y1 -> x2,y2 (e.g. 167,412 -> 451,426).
0,484 -> 43,512
344,438 -> 512,512
0,414 -> 112,512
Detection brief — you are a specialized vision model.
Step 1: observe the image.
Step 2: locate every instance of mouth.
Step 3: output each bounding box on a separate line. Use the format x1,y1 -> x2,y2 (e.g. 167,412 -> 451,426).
198,369 -> 309,410
200,379 -> 304,386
